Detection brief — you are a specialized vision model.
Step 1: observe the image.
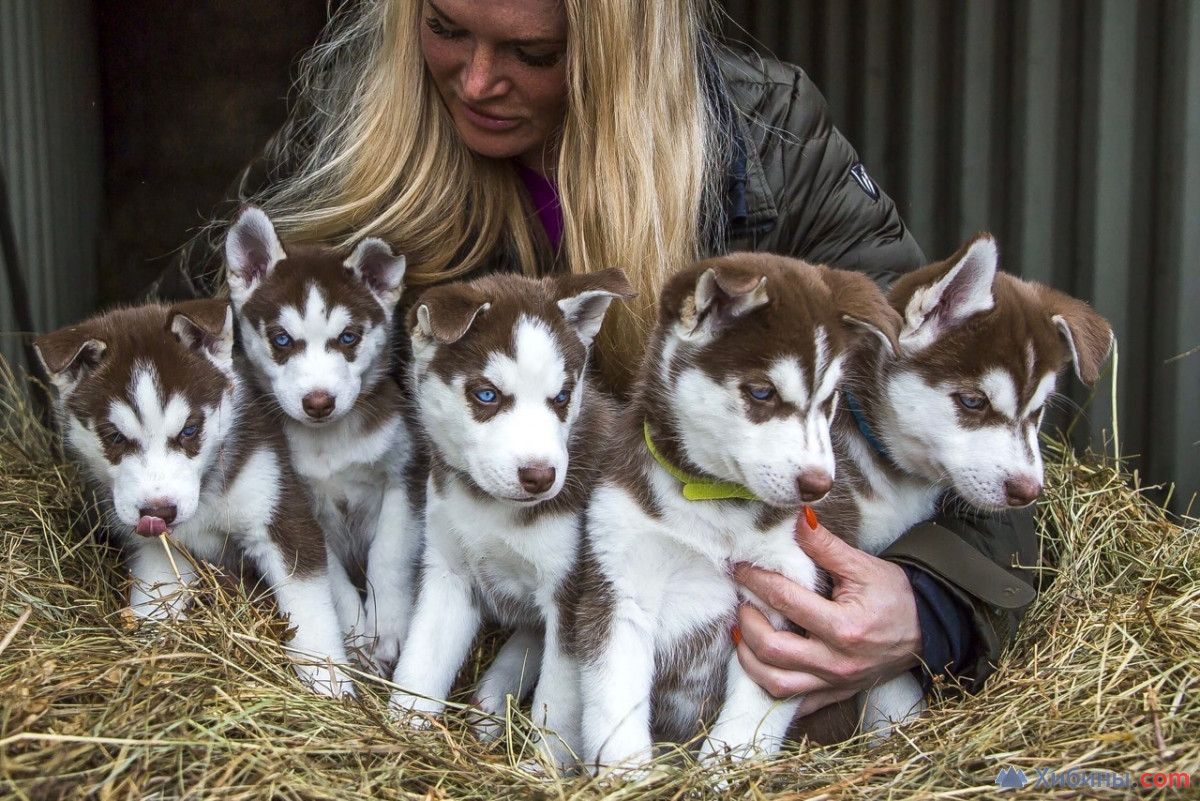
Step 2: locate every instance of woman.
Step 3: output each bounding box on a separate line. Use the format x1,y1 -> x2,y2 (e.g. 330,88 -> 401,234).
166,0 -> 1037,731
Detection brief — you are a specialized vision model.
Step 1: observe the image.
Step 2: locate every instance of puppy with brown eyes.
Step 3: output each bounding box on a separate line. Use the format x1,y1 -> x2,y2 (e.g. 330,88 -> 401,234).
804,233 -> 1112,737
388,270 -> 635,770
34,299 -> 354,697
572,253 -> 901,770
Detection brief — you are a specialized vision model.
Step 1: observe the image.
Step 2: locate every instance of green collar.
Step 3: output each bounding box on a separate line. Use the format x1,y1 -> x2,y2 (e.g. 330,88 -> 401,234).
643,421 -> 760,502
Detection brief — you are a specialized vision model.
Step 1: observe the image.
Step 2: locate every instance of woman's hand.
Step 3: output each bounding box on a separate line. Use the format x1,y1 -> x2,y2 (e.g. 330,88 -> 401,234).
733,511 -> 923,716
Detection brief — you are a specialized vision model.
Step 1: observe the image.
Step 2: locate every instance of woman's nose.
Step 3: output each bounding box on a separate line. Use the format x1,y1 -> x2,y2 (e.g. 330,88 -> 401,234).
461,44 -> 508,100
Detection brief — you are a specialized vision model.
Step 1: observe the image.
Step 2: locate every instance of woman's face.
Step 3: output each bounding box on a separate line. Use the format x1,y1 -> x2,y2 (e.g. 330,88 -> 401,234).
420,0 -> 568,173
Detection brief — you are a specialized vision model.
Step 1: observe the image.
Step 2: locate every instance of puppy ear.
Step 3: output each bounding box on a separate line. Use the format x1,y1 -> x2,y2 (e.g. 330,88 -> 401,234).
409,284 -> 491,349
898,233 -> 998,352
555,268 -> 637,347
167,299 -> 235,372
33,326 -> 107,395
346,238 -> 406,309
679,262 -> 770,340
1045,292 -> 1113,384
225,205 -> 286,307
819,266 -> 902,356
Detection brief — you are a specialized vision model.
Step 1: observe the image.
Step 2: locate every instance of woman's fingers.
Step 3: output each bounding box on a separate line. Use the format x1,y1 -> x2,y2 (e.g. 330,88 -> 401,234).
733,562 -> 840,638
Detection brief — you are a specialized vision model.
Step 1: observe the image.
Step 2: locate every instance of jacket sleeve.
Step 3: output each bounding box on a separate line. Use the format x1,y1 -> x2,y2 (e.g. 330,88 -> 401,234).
883,505 -> 1040,690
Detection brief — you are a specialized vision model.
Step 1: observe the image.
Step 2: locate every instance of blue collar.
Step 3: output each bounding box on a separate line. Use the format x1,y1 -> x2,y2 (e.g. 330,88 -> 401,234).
842,389 -> 892,462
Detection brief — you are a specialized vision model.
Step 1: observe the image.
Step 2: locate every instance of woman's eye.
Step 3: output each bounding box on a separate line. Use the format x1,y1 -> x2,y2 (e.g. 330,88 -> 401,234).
957,393 -> 989,411
744,384 -> 776,402
515,48 -> 563,68
338,331 -> 360,346
553,389 -> 571,405
425,15 -> 464,40
180,423 -> 199,438
272,332 -> 293,349
472,388 -> 498,404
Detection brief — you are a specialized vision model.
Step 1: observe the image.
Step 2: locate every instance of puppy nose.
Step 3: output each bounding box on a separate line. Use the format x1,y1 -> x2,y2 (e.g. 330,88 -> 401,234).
518,466 -> 556,495
796,470 -> 833,503
139,503 -> 177,525
1005,477 -> 1042,507
302,391 -> 336,419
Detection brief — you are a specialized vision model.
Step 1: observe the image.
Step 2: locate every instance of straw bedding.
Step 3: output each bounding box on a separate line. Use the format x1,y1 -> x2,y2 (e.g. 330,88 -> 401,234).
1,361 -> 1197,800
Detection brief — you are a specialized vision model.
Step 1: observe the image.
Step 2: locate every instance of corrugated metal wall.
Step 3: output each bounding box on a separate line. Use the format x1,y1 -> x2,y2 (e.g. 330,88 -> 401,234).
723,0 -> 1200,513
0,0 -> 102,375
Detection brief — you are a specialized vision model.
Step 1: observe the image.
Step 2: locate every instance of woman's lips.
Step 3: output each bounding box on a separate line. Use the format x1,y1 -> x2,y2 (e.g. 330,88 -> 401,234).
461,103 -> 521,131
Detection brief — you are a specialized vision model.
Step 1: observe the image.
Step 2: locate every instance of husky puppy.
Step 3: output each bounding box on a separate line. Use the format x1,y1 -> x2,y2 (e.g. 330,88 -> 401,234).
34,300 -> 354,696
388,269 -> 634,768
224,207 -> 422,674
815,232 -> 1113,735
574,254 -> 902,769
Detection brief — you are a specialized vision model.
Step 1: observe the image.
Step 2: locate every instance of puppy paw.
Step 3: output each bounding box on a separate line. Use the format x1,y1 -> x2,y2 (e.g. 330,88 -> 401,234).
517,759 -> 549,777
698,740 -> 773,784
468,703 -> 505,744
369,633 -> 403,679
342,631 -> 376,672
402,713 -> 434,732
516,725 -> 581,775
388,692 -> 442,729
294,661 -> 356,699
364,608 -> 408,677
592,763 -> 672,785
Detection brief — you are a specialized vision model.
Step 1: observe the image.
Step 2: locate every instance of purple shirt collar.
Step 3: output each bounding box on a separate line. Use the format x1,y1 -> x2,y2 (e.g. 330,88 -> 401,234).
515,162 -> 564,252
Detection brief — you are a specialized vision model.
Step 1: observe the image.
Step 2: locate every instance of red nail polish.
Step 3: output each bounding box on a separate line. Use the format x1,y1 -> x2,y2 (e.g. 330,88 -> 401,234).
804,505 -> 819,530
731,625 -> 743,646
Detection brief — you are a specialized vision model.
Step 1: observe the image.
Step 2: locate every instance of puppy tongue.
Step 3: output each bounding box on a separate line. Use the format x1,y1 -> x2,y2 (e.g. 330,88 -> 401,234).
136,516 -> 169,538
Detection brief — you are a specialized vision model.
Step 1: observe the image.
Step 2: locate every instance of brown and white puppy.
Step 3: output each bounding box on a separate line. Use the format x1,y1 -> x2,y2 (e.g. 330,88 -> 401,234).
574,254 -> 901,770
226,207 -> 423,675
814,232 -> 1113,735
34,301 -> 354,696
388,270 -> 635,769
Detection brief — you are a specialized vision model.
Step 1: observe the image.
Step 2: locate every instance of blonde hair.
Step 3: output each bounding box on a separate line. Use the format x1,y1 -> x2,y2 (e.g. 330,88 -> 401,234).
228,0 -> 726,391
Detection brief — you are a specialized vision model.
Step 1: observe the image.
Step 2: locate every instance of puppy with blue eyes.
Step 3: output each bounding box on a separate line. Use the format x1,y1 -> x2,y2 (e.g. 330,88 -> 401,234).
226,207 -> 423,675
388,269 -> 634,770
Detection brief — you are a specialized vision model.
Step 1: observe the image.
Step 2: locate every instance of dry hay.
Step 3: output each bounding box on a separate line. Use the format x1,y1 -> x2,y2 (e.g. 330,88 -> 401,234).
1,359 -> 1197,801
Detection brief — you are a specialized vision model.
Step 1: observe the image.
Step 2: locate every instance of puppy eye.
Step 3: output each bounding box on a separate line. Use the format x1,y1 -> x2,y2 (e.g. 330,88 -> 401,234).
180,423 -> 199,438
271,332 -> 293,349
956,393 -> 989,411
107,430 -> 127,446
338,331 -> 360,346
472,387 -> 498,404
743,383 -> 776,402
553,389 -> 571,405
